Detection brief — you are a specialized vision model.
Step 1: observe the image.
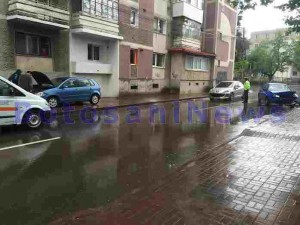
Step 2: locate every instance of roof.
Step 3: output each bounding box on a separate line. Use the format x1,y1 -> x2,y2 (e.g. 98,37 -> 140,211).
169,47 -> 216,58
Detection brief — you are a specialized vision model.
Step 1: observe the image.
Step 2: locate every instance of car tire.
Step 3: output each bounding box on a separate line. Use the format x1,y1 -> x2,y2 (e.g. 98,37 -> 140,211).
229,93 -> 234,102
48,96 -> 59,108
210,97 -> 214,102
23,110 -> 43,129
90,94 -> 100,105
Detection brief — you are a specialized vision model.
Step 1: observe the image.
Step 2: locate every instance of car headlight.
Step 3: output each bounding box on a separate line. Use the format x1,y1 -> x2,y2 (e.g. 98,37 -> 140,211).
273,94 -> 280,98
224,90 -> 230,94
294,94 -> 299,98
36,92 -> 44,97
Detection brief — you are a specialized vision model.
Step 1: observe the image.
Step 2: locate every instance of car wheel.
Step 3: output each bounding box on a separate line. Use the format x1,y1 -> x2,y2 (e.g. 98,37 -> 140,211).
48,96 -> 59,108
23,110 -> 42,129
210,97 -> 214,102
229,93 -> 234,102
90,94 -> 100,105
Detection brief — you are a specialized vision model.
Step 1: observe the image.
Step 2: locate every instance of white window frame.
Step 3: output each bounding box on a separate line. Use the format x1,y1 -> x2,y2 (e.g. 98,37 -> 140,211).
185,55 -> 209,71
130,8 -> 139,27
153,17 -> 166,34
152,53 -> 166,68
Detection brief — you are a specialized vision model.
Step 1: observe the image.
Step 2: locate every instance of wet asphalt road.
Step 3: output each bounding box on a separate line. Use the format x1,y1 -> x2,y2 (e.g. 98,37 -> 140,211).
0,91 -> 298,225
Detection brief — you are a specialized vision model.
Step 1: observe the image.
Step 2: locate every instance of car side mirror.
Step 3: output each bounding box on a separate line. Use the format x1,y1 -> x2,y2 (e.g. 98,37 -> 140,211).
60,85 -> 67,89
234,86 -> 239,90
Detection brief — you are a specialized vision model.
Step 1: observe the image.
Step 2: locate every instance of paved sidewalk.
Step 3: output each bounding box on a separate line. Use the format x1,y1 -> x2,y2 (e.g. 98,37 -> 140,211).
50,109 -> 300,225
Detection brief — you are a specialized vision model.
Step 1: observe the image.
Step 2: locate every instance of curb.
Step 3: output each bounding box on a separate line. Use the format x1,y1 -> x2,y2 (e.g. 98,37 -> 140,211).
55,95 -> 209,116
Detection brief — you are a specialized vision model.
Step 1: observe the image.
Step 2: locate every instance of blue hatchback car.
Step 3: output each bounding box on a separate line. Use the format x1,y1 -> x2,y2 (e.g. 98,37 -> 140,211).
258,83 -> 298,107
36,77 -> 101,108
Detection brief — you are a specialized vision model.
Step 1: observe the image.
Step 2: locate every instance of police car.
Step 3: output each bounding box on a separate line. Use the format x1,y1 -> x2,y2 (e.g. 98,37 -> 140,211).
0,76 -> 51,129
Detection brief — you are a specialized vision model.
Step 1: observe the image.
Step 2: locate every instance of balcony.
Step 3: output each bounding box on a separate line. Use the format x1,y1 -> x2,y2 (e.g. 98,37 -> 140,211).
72,62 -> 112,74
172,0 -> 203,24
173,37 -> 201,50
7,0 -> 70,29
71,1 -> 122,40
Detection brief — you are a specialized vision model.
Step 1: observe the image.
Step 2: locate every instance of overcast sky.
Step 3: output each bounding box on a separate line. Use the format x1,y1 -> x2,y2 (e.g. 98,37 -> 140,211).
241,0 -> 289,38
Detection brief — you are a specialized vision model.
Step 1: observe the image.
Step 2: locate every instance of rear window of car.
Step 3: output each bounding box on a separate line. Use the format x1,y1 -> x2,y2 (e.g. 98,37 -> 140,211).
216,82 -> 233,88
269,84 -> 291,92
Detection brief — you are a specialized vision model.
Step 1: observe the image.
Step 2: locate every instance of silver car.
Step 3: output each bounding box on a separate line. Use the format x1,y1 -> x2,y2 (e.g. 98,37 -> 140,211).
209,81 -> 244,101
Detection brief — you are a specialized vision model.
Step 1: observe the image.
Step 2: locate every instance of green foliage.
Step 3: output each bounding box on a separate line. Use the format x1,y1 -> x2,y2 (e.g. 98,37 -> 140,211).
235,60 -> 250,76
247,35 -> 290,80
290,40 -> 300,71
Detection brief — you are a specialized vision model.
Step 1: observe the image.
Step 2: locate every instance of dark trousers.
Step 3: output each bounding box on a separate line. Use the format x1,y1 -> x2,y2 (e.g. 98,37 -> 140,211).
243,90 -> 249,103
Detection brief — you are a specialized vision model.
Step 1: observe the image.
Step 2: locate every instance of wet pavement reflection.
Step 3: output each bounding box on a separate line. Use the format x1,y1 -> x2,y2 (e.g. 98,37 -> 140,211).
0,97 -> 297,225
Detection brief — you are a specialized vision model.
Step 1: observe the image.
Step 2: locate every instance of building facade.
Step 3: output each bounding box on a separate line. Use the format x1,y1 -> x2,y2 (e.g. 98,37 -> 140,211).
0,0 -> 238,97
118,0 -> 170,94
0,0 -> 121,97
250,28 -> 300,79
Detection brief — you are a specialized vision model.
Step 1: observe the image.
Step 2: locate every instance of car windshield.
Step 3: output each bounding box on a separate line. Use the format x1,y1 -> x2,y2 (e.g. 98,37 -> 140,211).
51,77 -> 69,87
216,82 -> 233,88
269,84 -> 291,92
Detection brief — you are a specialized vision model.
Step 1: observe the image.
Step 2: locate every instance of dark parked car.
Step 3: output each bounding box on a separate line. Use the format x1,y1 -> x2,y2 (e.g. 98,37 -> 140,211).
258,83 -> 298,107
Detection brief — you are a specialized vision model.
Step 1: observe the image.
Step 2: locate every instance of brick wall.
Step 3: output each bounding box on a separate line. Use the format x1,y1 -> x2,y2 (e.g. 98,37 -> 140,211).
119,0 -> 154,47
120,45 -> 130,79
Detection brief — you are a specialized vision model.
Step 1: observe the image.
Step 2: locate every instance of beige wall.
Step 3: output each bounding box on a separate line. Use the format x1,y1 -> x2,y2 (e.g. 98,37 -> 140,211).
153,67 -> 165,79
153,33 -> 167,54
180,80 -> 210,94
15,56 -> 53,72
154,0 -> 168,18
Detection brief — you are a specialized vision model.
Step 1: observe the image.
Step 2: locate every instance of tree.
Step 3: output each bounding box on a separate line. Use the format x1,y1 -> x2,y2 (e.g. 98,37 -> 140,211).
230,0 -> 300,33
235,60 -> 249,79
290,40 -> 300,71
247,35 -> 290,81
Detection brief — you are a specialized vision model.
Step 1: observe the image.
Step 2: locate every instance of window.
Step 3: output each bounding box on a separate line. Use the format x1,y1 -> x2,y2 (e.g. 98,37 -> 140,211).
0,80 -> 23,97
185,55 -> 209,71
78,79 -> 92,87
293,71 -> 298,76
15,32 -> 51,57
88,44 -> 102,61
185,0 -> 201,8
172,17 -> 201,40
82,0 -> 119,20
63,79 -> 80,88
152,53 -> 165,67
153,18 -> 166,34
130,8 -> 138,26
130,49 -> 138,65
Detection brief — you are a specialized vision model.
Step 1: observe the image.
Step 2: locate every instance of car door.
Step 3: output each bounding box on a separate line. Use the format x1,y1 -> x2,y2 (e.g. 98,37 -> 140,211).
77,79 -> 92,101
58,79 -> 79,103
0,79 -> 24,125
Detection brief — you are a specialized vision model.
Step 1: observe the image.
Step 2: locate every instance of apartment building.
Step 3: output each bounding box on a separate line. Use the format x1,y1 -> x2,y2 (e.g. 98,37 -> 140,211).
0,0 -> 121,97
0,0 -> 238,96
250,28 -> 300,79
118,0 -> 170,94
169,0 -> 237,94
